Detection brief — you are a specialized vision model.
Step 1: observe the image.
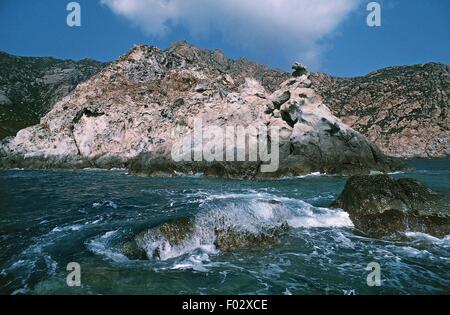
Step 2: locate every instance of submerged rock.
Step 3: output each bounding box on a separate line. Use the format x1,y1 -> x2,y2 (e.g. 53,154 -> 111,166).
133,217 -> 195,259
122,241 -> 147,260
331,175 -> 450,239
123,216 -> 289,260
257,199 -> 283,205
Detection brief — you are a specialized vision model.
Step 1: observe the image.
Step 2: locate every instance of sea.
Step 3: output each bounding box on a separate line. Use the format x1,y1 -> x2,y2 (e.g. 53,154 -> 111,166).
0,160 -> 449,295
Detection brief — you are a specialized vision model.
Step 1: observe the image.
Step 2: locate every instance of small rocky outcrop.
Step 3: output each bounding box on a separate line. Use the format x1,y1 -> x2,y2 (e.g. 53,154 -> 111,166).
261,65 -> 405,177
122,240 -> 147,260
122,217 -> 289,260
331,175 -> 450,239
214,223 -> 289,252
292,62 -> 308,77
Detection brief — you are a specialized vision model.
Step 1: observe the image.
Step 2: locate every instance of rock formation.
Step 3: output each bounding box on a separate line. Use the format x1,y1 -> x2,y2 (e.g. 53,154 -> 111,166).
1,48 -> 447,159
0,51 -> 105,139
0,42 -> 405,177
122,217 -> 289,260
311,63 -> 450,158
331,175 -> 450,239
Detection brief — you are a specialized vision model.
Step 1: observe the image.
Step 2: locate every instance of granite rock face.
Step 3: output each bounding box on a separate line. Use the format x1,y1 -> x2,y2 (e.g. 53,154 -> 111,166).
262,73 -> 405,177
0,51 -> 105,139
1,48 -> 448,159
0,42 -> 404,177
311,63 -> 450,158
332,175 -> 450,239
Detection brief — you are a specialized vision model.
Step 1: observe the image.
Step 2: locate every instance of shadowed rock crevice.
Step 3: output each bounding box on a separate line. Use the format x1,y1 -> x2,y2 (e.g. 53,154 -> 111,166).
72,108 -> 105,124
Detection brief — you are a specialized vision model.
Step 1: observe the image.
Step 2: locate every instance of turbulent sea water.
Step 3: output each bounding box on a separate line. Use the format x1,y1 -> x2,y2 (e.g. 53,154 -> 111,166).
0,160 -> 449,295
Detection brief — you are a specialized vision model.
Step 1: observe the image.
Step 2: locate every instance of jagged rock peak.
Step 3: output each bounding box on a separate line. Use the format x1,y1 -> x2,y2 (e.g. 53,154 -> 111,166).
168,40 -> 202,60
104,41 -> 289,92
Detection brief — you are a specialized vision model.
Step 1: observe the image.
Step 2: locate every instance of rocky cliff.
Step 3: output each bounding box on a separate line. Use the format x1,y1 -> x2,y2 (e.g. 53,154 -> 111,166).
311,63 -> 450,158
0,51 -> 105,139
0,42 -> 403,177
1,47 -> 448,159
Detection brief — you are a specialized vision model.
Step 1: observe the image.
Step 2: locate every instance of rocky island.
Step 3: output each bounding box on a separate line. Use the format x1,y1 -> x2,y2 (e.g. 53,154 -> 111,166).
0,42 -> 405,178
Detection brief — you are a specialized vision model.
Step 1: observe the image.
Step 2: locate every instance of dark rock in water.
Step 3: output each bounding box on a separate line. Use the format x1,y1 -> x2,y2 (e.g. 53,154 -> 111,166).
214,223 -> 289,252
122,241 -> 147,260
122,216 -> 289,260
132,217 -> 195,259
331,175 -> 450,239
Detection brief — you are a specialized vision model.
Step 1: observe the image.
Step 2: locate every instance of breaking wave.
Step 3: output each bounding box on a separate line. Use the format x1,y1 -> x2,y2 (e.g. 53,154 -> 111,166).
134,193 -> 353,262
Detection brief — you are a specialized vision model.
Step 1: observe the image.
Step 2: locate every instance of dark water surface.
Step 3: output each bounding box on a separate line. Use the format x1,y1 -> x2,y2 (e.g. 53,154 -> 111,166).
0,160 -> 449,295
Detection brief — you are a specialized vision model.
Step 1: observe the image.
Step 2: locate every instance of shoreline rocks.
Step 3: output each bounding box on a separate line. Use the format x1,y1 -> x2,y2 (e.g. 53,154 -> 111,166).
331,175 -> 450,239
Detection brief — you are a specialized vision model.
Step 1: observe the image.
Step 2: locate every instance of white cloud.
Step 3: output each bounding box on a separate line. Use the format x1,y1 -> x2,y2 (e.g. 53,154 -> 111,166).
100,0 -> 361,69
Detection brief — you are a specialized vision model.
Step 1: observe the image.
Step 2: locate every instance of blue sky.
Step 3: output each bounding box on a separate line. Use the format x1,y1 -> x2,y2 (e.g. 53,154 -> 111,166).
0,0 -> 449,77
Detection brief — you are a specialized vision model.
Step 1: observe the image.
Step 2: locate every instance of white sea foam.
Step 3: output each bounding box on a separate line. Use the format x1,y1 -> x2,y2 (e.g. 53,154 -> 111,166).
11,288 -> 28,295
174,171 -> 204,178
287,210 -> 353,229
405,232 -> 450,247
388,171 -> 405,175
87,230 -> 128,262
279,172 -> 330,180
283,288 -> 293,295
171,253 -> 211,272
52,224 -> 83,232
92,200 -> 118,209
